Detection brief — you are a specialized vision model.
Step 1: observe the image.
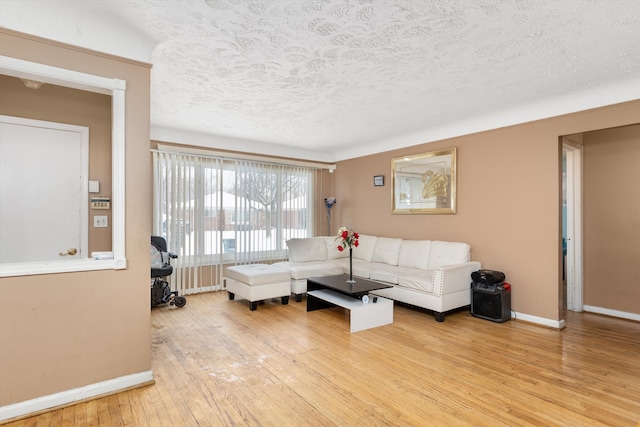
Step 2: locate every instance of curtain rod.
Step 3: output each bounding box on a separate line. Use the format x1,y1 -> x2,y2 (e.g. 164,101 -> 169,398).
153,144 -> 336,172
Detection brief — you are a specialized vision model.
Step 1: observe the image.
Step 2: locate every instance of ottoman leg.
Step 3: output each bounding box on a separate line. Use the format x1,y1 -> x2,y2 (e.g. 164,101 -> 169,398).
281,295 -> 290,305
295,294 -> 303,303
228,292 -> 235,300
249,301 -> 258,311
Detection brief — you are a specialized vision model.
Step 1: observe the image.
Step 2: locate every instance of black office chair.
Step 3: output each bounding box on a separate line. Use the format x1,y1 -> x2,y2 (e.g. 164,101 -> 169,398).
151,236 -> 186,308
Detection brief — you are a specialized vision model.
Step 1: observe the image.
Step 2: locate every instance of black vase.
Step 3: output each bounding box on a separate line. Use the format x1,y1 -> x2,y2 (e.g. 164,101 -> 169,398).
347,247 -> 355,284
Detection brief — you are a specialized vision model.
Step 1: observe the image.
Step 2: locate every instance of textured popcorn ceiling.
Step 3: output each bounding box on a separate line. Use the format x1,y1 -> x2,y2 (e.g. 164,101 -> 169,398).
1,0 -> 640,161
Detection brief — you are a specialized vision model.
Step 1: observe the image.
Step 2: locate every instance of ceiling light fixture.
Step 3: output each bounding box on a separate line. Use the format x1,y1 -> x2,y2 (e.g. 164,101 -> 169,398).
21,78 -> 44,90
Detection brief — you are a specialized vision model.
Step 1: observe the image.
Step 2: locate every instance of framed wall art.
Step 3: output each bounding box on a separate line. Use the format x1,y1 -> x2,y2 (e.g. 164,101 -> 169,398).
391,147 -> 457,214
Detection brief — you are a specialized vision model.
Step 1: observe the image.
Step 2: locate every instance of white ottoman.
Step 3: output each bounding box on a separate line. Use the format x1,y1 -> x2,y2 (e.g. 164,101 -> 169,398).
224,264 -> 291,311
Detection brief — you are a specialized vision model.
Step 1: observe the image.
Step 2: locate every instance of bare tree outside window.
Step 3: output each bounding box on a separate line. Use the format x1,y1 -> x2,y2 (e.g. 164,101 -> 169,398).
234,164 -> 308,238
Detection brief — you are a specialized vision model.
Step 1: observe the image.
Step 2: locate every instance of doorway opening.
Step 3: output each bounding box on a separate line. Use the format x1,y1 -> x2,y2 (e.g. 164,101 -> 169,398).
562,137 -> 583,314
0,116 -> 89,263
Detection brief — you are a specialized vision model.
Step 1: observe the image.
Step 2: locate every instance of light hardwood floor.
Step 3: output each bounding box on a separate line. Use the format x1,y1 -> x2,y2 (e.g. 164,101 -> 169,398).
5,291 -> 640,426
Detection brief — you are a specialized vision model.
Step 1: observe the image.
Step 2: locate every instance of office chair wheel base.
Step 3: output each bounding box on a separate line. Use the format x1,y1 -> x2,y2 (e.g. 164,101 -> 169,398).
174,296 -> 187,308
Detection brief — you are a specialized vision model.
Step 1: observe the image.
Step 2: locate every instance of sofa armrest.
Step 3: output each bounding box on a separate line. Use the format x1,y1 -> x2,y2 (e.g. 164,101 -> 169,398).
432,261 -> 481,297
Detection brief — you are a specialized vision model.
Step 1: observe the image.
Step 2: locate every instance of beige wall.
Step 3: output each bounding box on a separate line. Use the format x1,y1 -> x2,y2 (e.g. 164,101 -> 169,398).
0,29 -> 152,406
325,102 -> 640,321
583,125 -> 640,313
0,74 -> 113,253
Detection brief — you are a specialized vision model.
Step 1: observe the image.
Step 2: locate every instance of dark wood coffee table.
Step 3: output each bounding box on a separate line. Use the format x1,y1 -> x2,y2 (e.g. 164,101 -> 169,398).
306,274 -> 393,332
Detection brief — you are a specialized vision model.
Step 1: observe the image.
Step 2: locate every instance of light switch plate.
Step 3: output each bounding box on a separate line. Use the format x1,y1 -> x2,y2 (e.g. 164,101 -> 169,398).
94,216 -> 108,228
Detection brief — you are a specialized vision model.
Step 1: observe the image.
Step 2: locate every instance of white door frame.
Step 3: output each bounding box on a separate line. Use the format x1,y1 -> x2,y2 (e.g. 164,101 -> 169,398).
563,139 -> 583,312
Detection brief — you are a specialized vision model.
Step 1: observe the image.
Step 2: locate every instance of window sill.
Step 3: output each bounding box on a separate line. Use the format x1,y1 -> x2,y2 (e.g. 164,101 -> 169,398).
0,258 -> 127,277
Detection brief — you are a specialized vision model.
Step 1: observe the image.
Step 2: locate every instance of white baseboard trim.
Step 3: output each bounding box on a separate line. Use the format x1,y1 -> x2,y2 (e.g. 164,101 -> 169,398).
0,370 -> 154,422
583,305 -> 640,322
513,311 -> 565,329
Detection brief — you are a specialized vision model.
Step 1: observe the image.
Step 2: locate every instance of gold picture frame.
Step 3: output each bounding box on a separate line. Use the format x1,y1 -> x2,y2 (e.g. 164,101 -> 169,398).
391,148 -> 457,214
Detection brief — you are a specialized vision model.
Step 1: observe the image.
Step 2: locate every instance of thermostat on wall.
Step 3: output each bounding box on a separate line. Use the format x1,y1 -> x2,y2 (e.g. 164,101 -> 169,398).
91,197 -> 110,209
89,180 -> 100,193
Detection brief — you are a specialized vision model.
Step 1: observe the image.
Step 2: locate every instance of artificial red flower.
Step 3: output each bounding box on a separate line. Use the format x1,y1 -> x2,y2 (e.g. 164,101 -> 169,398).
336,226 -> 359,252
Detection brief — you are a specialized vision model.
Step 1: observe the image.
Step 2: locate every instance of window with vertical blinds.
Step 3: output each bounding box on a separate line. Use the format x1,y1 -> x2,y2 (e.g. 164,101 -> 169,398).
152,150 -> 316,294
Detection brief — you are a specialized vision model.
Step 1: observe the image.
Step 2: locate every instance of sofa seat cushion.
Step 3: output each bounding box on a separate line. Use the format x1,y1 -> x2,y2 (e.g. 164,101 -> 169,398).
397,270 -> 435,293
368,263 -> 403,284
331,258 -> 373,278
286,237 -> 327,262
273,261 -> 343,280
427,241 -> 470,269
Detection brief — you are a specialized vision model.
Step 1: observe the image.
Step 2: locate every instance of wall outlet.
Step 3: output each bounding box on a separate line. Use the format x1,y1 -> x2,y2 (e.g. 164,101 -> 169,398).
94,215 -> 108,228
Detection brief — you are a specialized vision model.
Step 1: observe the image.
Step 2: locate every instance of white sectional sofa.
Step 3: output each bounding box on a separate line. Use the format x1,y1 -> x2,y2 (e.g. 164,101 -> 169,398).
273,235 -> 481,322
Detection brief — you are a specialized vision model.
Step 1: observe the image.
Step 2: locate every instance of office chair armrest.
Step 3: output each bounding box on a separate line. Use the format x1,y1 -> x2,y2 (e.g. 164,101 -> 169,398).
167,251 -> 178,259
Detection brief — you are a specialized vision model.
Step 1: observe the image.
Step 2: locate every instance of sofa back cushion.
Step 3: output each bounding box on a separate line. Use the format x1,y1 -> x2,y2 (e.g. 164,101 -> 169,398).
286,237 -> 327,262
325,236 -> 349,260
398,240 -> 431,270
427,241 -> 470,269
371,237 -> 404,266
352,234 -> 378,262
